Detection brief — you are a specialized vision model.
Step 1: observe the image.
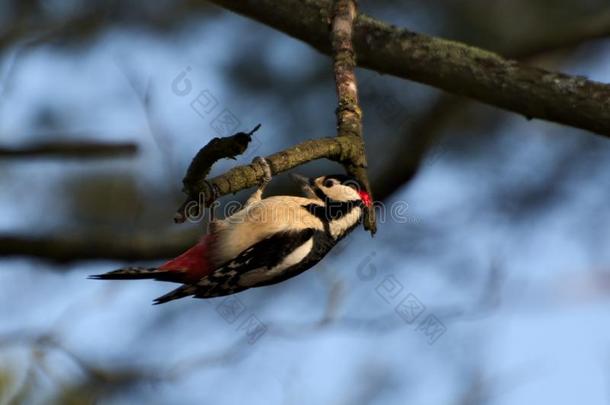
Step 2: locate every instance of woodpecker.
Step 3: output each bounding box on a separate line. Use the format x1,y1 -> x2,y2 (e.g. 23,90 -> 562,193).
90,157 -> 372,304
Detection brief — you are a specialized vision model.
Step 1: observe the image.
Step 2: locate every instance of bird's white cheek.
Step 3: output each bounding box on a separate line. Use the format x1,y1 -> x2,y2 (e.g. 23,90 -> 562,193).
326,187 -> 360,202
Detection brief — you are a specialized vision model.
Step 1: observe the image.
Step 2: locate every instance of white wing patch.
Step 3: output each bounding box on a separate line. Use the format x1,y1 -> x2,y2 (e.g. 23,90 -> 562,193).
329,207 -> 362,239
238,237 -> 314,286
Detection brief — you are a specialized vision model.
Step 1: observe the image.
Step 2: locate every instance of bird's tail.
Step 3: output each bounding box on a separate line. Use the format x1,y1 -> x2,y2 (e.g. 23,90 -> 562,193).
90,268 -> 199,304
88,266 -> 188,282
89,235 -> 214,285
152,285 -> 198,305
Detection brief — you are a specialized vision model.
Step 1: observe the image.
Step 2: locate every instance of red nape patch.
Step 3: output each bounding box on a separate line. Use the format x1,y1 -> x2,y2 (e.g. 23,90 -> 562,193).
358,190 -> 372,207
159,234 -> 214,283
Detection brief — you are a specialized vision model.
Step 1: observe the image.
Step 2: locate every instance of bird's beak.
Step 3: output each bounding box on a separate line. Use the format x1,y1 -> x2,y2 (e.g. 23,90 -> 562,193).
291,173 -> 310,186
291,173 -> 316,197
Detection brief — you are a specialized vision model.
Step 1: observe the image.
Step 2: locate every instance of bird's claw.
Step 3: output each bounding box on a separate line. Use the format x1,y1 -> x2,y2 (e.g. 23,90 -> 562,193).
253,156 -> 272,185
207,181 -> 220,222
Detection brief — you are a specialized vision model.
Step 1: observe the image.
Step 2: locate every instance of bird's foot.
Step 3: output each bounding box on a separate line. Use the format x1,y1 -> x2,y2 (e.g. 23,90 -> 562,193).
253,156 -> 272,186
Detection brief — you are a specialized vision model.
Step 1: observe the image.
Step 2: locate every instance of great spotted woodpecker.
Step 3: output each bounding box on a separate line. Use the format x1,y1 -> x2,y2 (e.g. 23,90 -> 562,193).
90,157 -> 372,304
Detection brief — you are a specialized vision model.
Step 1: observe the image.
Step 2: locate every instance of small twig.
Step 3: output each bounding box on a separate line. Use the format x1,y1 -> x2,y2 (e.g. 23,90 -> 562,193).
174,124 -> 261,223
331,0 -> 376,235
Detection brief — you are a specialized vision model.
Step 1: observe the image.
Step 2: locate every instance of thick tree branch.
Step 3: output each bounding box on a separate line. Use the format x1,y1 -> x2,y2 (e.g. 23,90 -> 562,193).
331,0 -> 375,234
207,0 -> 610,138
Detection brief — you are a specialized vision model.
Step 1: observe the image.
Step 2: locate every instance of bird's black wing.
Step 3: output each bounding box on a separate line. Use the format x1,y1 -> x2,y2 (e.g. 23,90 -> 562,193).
153,228 -> 319,303
217,228 -> 316,274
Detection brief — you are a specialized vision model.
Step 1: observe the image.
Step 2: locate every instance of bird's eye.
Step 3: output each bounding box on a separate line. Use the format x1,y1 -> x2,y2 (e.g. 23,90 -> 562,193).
324,179 -> 335,188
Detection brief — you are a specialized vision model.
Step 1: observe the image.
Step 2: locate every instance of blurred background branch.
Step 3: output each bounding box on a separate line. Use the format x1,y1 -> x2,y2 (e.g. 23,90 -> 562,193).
0,140 -> 137,159
0,231 -> 198,263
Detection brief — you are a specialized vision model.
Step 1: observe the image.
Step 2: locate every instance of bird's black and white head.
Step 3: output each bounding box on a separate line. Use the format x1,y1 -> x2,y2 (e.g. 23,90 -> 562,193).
294,174 -> 372,239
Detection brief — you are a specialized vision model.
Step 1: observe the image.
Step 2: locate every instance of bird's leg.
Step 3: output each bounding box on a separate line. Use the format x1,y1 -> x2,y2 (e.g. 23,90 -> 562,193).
245,156 -> 272,207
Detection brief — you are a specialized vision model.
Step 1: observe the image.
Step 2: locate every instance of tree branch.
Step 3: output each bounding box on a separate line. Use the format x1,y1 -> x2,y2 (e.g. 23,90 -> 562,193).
174,125 -> 260,223
207,0 -> 610,138
186,136 -> 360,206
331,0 -> 376,235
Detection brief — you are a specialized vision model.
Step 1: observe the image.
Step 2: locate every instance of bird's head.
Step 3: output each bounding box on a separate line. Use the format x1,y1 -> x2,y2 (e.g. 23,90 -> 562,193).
293,173 -> 372,208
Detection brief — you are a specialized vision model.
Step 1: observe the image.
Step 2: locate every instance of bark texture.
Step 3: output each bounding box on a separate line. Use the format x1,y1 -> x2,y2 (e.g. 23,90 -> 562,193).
331,0 -> 376,234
